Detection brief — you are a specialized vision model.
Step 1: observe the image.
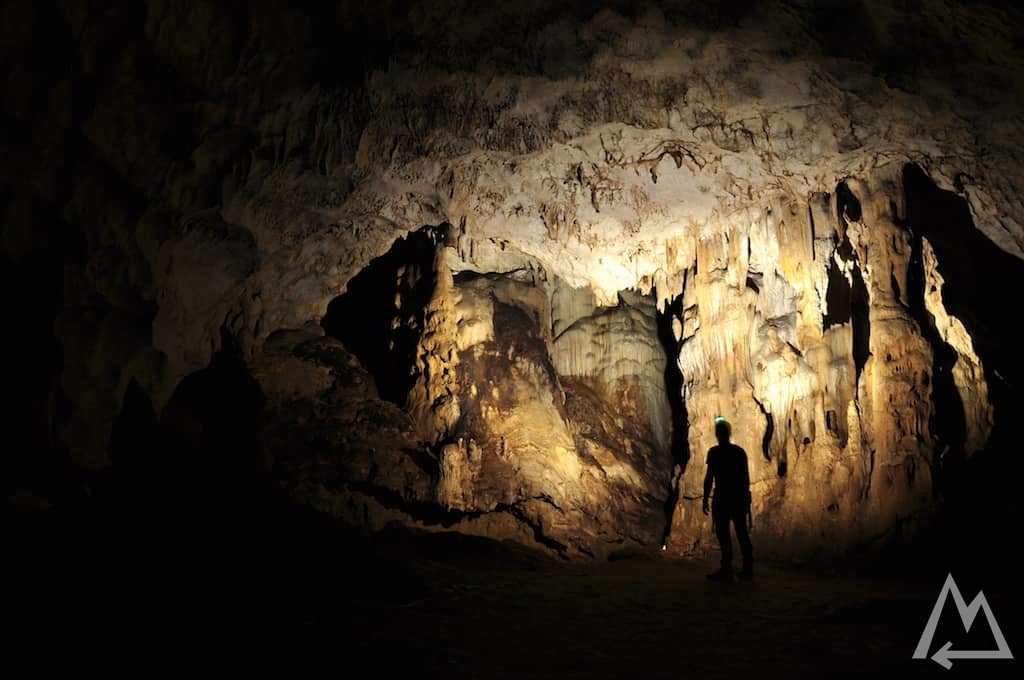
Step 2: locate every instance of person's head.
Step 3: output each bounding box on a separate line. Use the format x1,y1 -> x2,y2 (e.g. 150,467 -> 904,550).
714,417 -> 731,444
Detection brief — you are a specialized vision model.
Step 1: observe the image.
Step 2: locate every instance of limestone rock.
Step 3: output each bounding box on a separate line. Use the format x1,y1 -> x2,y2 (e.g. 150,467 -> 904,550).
9,0 -> 1023,560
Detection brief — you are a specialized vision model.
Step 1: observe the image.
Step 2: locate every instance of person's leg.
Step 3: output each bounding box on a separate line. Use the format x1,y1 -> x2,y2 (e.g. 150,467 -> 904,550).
734,507 -> 753,579
714,506 -> 733,571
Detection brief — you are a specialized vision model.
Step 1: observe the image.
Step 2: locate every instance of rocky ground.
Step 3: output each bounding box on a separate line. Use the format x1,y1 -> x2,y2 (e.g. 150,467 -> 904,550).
8,481 -> 1021,678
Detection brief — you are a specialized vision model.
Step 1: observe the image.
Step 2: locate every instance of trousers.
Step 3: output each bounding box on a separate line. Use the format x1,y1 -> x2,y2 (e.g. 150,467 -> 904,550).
712,502 -> 753,571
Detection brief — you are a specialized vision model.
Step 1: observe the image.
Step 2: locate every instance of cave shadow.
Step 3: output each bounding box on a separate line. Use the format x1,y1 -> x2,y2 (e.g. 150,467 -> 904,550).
902,164 -> 1023,400
897,162 -> 1024,578
157,329 -> 268,513
320,225 -> 444,405
834,181 -> 872,382
15,328 -> 358,637
90,327 -> 287,564
656,295 -> 691,472
656,295 -> 690,546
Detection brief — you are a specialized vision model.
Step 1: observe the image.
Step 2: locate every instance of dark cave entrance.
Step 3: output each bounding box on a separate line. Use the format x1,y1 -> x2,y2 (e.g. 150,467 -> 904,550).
321,225 -> 446,405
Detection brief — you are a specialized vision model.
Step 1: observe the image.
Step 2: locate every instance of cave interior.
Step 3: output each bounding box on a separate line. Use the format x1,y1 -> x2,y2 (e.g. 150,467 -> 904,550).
4,0 -> 1024,675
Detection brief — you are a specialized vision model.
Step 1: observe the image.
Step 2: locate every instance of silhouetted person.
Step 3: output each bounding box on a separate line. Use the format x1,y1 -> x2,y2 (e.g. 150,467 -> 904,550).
703,417 -> 753,582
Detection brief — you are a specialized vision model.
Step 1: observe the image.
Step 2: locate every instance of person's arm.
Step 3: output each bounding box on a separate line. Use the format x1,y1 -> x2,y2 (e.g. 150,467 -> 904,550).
702,449 -> 715,515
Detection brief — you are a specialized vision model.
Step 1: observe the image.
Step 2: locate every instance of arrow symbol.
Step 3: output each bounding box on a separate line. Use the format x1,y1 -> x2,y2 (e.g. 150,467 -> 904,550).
931,641 -> 1014,669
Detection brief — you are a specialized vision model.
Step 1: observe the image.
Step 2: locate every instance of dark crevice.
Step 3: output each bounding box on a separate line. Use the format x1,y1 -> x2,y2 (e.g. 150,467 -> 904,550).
850,263 -> 871,380
656,295 -> 690,471
808,202 -> 817,254
656,294 -> 688,548
864,447 -> 875,499
778,417 -> 789,477
343,483 -> 570,557
836,181 -> 862,224
823,249 -> 852,328
834,183 -> 872,380
533,494 -> 563,512
346,481 -> 471,527
754,397 -> 774,462
321,225 -> 445,405
508,504 -> 571,557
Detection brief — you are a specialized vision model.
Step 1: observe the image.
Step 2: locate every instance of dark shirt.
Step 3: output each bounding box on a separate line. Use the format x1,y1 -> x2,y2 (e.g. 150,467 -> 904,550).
704,443 -> 751,508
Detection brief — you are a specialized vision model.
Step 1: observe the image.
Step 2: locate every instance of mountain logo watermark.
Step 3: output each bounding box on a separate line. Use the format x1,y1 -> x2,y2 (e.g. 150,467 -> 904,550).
913,573 -> 1013,669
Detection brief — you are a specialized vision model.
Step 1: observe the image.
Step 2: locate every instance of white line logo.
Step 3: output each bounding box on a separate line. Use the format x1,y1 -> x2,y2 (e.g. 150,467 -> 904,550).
913,573 -> 1014,669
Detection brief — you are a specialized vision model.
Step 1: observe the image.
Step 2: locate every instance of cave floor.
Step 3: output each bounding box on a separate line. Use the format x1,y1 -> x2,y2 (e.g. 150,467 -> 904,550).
11,494 -> 1021,679
331,532 -> 1020,680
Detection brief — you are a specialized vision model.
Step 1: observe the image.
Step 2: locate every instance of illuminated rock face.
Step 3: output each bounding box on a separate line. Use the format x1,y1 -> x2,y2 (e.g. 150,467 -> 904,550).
260,226 -> 674,558
11,2 -> 1023,558
667,167 -> 996,560
253,162 -> 1004,560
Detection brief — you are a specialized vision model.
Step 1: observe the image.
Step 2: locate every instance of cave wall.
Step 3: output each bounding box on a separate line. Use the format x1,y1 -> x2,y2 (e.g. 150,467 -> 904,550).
5,0 -> 1024,560
255,228 -> 674,559
664,164 -> 999,561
